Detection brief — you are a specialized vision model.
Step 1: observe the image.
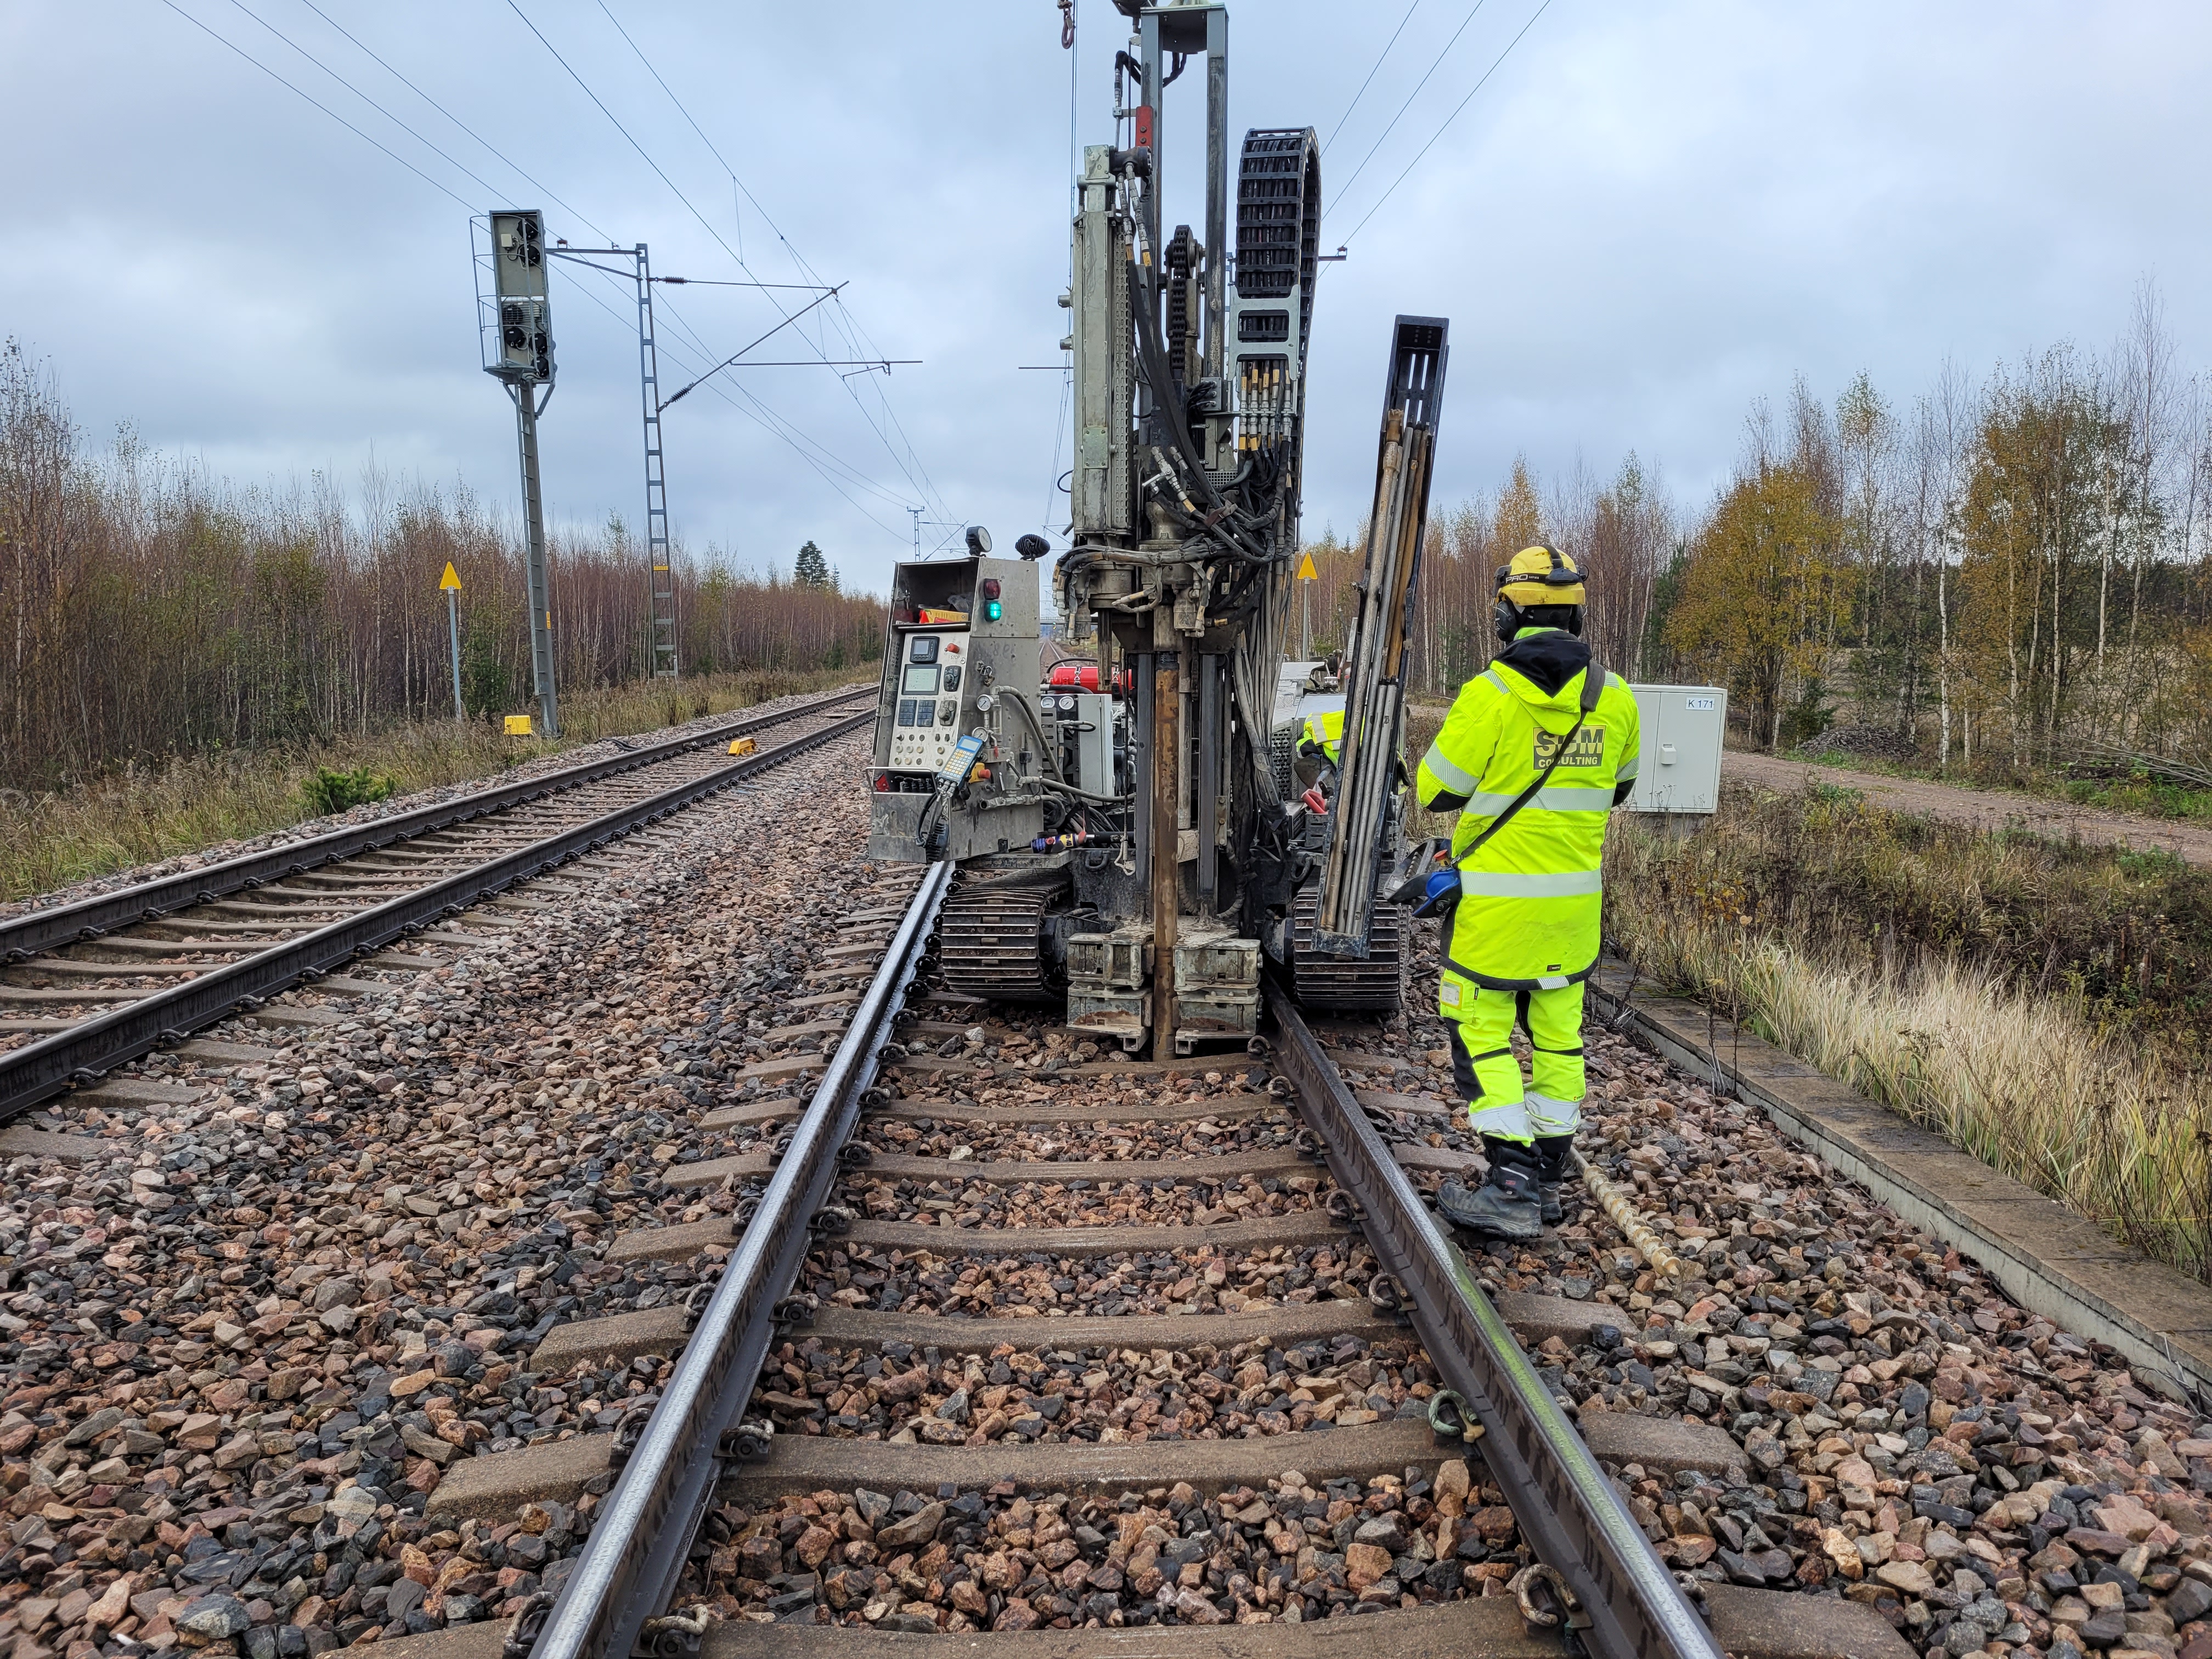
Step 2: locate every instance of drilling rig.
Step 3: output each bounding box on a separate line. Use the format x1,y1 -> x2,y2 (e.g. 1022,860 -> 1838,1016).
866,0 -> 1448,1056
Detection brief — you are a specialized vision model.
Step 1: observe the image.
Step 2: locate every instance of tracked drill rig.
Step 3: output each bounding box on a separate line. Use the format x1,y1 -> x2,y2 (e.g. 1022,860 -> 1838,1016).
866,0 -> 1448,1056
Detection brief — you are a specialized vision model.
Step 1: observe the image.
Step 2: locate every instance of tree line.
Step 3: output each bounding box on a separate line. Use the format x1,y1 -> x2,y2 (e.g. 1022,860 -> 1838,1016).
0,343 -> 884,791
1299,285 -> 2212,776
1650,286 -> 2211,765
1294,448 -> 1680,703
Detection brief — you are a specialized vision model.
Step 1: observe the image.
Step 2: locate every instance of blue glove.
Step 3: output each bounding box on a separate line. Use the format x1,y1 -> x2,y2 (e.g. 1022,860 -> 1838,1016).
1411,868 -> 1460,918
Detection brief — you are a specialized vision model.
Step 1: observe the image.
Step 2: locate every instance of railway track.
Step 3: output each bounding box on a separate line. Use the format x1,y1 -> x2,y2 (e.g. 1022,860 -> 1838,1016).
9,749 -> 2190,1659
396,870 -> 1901,1659
0,688 -> 873,1123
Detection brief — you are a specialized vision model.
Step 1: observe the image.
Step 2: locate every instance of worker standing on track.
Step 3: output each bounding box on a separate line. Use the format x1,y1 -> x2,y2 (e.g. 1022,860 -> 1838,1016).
1413,546 -> 1641,1241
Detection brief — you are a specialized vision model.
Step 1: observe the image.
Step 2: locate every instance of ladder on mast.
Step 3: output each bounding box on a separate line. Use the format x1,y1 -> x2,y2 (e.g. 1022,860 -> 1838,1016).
636,244 -> 678,679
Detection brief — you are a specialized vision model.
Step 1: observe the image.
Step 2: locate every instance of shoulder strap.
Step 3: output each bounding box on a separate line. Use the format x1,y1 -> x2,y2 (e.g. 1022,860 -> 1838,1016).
1452,659 -> 1606,865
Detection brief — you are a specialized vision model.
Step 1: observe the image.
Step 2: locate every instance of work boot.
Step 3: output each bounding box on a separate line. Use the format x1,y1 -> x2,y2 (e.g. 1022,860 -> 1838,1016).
1534,1135 -> 1576,1226
1436,1138 -> 1544,1242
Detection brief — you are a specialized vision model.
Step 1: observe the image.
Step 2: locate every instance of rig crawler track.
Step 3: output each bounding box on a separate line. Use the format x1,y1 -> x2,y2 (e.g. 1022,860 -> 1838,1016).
424,874 -> 1787,1659
0,692 -> 872,1121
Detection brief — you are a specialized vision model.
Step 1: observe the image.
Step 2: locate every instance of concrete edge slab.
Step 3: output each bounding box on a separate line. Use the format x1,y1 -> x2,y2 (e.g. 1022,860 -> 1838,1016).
1587,963 -> 2212,1403
0,1124 -> 115,1161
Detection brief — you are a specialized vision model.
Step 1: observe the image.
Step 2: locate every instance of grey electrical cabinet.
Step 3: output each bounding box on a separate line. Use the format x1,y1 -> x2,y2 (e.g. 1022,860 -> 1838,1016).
1624,684 -> 1728,815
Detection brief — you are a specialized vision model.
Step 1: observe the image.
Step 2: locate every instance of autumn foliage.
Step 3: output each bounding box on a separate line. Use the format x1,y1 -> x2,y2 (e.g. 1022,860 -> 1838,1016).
0,343 -> 884,791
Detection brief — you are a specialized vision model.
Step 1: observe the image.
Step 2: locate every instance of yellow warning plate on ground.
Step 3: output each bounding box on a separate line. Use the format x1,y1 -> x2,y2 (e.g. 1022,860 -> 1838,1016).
504,715 -> 534,736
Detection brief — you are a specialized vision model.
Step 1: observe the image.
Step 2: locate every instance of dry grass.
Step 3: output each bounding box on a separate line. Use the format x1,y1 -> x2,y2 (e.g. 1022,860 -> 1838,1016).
1606,799 -> 2212,1280
1404,704 -> 1451,843
0,667 -> 857,904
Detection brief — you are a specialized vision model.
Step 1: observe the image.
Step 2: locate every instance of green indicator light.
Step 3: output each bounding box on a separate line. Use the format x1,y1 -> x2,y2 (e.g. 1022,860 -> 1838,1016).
985,600 -> 1003,621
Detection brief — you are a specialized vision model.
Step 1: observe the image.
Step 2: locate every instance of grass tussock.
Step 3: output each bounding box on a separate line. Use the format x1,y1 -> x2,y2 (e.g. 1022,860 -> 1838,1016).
1605,783 -> 2212,1280
0,667 -> 857,905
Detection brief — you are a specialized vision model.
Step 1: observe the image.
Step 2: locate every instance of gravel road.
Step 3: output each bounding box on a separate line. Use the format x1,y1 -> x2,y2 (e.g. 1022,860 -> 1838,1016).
1724,751 -> 2212,867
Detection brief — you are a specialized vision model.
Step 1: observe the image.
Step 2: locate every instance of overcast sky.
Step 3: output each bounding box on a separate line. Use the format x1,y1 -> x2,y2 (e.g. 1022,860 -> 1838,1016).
4,1 -> 2208,596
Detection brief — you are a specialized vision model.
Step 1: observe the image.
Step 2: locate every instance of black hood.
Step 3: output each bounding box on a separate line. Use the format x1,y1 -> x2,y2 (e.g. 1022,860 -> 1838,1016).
1494,629 -> 1590,697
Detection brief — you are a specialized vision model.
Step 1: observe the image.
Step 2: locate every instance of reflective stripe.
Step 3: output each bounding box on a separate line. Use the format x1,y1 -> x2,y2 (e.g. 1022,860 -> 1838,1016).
1617,755 -> 1640,780
1525,1092 -> 1582,1137
1466,1097 -> 1531,1142
1481,670 -> 1510,697
1419,741 -> 1479,797
1457,868 -> 1603,899
1459,787 -> 1613,814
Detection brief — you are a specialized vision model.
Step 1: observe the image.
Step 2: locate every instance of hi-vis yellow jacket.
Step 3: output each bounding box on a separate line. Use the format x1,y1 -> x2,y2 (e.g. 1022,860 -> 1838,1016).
1415,633 -> 1641,999
1301,709 -> 1344,765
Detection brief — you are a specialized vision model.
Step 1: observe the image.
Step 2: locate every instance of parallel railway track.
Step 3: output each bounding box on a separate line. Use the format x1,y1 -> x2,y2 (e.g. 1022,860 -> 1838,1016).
0,689 -> 872,1122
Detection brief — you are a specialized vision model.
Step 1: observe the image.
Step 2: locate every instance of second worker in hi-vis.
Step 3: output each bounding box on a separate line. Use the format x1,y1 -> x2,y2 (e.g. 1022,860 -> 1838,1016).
1413,546 -> 1643,1242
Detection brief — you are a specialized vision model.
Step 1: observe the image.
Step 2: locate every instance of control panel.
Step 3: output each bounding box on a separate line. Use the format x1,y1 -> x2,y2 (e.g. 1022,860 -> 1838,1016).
866,552 -> 1045,864
885,630 -> 972,771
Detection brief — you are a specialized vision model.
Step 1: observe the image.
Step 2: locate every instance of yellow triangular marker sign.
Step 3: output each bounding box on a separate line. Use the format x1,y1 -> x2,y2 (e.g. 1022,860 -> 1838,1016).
439,562 -> 462,591
1296,552 -> 1318,580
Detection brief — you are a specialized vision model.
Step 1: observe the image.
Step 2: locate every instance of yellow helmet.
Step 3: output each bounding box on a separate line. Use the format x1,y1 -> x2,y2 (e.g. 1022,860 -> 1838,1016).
1494,544 -> 1585,608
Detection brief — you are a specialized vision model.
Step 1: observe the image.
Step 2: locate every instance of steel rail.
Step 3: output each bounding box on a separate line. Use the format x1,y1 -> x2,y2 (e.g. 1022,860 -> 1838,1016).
520,861 -> 952,1659
0,711 -> 876,1121
1263,983 -> 1723,1659
0,685 -> 871,963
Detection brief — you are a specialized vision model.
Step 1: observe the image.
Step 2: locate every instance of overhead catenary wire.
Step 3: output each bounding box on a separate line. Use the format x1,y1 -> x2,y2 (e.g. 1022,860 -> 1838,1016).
637,280 -> 923,518
1327,0 -> 1491,213
284,0 -> 617,244
1336,0 -> 1555,247
155,0 -> 474,211
658,284 -> 849,410
163,0 -> 922,560
1321,0 -> 1423,156
522,0 -> 958,531
221,0 -> 526,206
560,268 -> 912,540
590,0 -> 954,529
